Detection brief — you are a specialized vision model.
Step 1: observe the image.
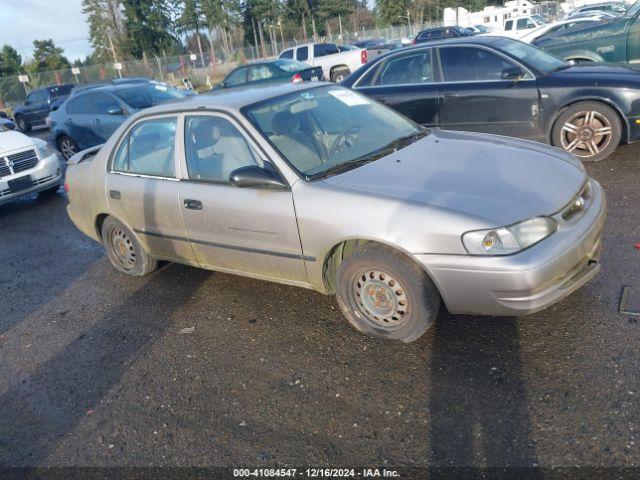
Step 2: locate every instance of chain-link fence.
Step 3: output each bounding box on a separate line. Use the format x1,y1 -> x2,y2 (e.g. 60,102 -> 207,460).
0,21 -> 442,110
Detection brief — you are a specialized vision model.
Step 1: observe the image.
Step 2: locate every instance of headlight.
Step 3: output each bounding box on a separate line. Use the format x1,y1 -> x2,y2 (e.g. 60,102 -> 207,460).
462,217 -> 557,255
34,138 -> 54,159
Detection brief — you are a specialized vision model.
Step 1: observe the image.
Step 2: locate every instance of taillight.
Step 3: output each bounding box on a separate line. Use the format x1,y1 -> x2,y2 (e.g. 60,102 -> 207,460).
291,73 -> 303,83
412,38 -> 417,45
361,49 -> 368,64
64,180 -> 69,193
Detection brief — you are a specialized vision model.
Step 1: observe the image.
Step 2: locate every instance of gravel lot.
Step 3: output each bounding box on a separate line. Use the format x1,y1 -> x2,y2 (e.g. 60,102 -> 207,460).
0,130 -> 639,471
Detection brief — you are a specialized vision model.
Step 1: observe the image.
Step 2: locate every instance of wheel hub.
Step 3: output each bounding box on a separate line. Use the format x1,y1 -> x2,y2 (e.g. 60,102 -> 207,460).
110,228 -> 136,268
352,269 -> 409,330
578,127 -> 594,142
560,110 -> 612,158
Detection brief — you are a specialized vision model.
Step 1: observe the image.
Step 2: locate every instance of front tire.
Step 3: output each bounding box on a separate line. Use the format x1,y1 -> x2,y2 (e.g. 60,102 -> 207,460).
551,101 -> 621,162
335,244 -> 440,343
101,216 -> 158,277
16,115 -> 31,133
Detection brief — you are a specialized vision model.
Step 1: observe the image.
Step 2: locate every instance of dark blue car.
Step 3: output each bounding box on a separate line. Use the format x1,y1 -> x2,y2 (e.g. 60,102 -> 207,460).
50,82 -> 189,159
342,36 -> 640,161
13,83 -> 74,132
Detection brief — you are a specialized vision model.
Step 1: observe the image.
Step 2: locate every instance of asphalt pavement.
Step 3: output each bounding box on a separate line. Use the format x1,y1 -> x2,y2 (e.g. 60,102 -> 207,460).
0,131 -> 639,473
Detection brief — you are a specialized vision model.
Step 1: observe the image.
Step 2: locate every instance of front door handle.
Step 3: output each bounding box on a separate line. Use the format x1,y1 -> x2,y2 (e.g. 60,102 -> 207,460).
109,190 -> 121,199
184,199 -> 202,210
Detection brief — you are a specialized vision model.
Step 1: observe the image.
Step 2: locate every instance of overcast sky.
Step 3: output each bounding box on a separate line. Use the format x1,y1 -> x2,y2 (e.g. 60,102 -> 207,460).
0,0 -> 92,63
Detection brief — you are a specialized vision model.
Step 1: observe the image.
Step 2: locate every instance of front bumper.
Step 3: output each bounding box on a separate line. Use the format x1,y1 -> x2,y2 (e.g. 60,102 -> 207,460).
0,152 -> 62,206
416,180 -> 606,316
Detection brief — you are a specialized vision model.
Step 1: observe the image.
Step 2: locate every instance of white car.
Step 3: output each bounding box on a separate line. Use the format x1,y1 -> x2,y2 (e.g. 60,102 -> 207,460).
500,14 -> 548,38
0,123 -> 62,205
279,43 -> 367,82
519,17 -> 600,43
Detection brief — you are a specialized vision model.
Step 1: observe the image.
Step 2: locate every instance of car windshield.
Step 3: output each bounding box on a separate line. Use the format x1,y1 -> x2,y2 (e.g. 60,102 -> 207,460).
493,37 -> 567,74
113,83 -> 187,108
532,14 -> 547,24
475,25 -> 490,32
275,59 -> 310,72
243,86 -> 425,181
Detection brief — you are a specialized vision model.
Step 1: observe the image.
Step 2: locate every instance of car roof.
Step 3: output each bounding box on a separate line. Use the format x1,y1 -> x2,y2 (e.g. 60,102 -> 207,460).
139,82 -> 334,116
404,35 -> 505,48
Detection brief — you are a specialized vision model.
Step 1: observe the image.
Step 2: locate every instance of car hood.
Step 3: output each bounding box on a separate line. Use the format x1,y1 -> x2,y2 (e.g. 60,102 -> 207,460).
322,129 -> 586,226
550,63 -> 640,78
0,130 -> 35,154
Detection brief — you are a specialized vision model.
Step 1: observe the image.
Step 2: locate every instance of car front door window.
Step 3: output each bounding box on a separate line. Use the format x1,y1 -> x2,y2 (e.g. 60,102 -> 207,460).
184,115 -> 261,183
225,68 -> 247,87
440,47 -> 518,82
376,51 -> 433,86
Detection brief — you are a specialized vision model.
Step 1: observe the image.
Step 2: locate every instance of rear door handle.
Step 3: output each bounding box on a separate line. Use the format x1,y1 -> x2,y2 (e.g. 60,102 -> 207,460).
109,190 -> 121,199
184,199 -> 202,210
92,118 -> 100,125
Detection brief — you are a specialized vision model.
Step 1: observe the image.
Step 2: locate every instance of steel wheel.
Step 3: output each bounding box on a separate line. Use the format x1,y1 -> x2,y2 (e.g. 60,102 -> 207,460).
560,110 -> 612,159
109,227 -> 137,270
350,268 -> 409,331
60,137 -> 77,160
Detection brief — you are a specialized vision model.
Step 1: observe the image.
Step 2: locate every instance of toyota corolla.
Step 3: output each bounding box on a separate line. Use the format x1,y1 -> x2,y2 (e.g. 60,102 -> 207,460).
65,83 -> 605,342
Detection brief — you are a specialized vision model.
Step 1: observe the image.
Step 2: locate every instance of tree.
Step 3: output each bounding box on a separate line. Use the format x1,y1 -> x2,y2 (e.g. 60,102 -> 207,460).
0,45 -> 22,77
82,0 -> 125,63
121,0 -> 180,58
29,39 -> 71,72
177,0 -> 204,34
376,0 -> 409,26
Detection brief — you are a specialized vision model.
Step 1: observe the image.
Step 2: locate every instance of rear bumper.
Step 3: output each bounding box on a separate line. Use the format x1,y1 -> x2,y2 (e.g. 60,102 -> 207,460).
415,180 -> 606,316
0,152 -> 62,206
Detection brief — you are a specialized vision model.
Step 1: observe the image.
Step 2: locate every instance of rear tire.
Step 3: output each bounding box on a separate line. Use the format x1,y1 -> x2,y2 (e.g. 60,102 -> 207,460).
58,135 -> 78,161
101,216 -> 158,277
335,244 -> 440,343
331,67 -> 351,83
16,115 -> 31,133
551,101 -> 621,162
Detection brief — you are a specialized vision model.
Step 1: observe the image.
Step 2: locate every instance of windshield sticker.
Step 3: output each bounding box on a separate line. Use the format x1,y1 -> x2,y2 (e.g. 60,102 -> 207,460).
154,84 -> 168,91
300,92 -> 315,100
328,90 -> 369,106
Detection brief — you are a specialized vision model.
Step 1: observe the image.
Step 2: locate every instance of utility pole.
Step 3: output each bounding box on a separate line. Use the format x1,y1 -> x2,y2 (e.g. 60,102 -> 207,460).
108,35 -> 122,78
196,34 -> 205,68
339,14 -> 343,41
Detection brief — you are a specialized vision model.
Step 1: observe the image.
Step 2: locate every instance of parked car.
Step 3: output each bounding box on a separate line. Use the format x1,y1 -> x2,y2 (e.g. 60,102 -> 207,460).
469,24 -> 492,33
49,82 -> 189,160
566,9 -> 619,19
413,26 -> 474,44
566,1 -> 627,18
0,117 -> 16,130
500,14 -> 548,38
215,59 -> 323,89
279,42 -> 367,82
519,17 -> 600,43
65,83 -> 604,343
342,36 -> 640,161
13,83 -> 74,132
352,38 -> 385,49
534,0 -> 640,63
0,122 -> 61,205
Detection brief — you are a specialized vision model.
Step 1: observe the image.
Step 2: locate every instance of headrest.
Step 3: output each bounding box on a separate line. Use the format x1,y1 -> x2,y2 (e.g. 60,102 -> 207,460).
271,111 -> 299,136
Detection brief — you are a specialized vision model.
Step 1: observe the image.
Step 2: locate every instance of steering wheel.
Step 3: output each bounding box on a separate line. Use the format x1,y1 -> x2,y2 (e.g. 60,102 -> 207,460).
330,125 -> 361,157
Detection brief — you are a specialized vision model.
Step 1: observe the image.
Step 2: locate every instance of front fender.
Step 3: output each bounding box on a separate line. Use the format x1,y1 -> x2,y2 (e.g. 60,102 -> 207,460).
562,50 -> 604,63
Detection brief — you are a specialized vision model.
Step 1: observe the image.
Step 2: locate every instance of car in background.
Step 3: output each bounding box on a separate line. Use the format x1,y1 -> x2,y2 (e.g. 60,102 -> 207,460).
413,26 -> 474,44
500,14 -> 548,38
566,1 -> 627,18
50,81 -> 189,160
215,59 -> 323,89
468,24 -> 492,33
65,83 -> 604,343
0,116 -> 16,130
566,9 -> 619,19
0,122 -> 61,205
13,83 -> 74,132
352,38 -> 385,49
279,42 -> 367,82
343,36 -> 640,161
519,17 -> 600,43
534,0 -> 640,63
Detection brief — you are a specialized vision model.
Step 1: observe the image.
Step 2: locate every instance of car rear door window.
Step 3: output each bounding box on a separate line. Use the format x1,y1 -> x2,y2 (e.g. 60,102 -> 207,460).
112,116 -> 177,178
184,115 -> 261,183
67,94 -> 92,114
376,51 -> 433,86
296,46 -> 309,61
440,47 -> 517,82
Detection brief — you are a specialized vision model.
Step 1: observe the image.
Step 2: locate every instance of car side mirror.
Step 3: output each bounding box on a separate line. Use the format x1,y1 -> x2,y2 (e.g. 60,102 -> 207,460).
230,165 -> 287,189
107,107 -> 124,115
502,67 -> 525,80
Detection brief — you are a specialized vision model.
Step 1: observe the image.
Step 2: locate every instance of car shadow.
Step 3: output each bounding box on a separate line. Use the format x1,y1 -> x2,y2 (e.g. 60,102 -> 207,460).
427,311 -> 540,469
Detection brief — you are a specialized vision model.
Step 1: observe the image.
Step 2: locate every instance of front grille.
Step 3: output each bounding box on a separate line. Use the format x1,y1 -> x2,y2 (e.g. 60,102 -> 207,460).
0,149 -> 39,178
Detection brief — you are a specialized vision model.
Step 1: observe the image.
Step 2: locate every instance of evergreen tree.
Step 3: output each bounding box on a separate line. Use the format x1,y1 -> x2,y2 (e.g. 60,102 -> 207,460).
121,0 -> 180,58
376,0 -> 409,25
0,46 -> 22,77
82,0 -> 125,63
29,40 -> 71,72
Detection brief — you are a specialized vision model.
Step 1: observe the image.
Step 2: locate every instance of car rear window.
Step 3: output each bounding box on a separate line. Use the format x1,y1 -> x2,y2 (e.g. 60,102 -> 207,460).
49,84 -> 73,97
296,46 -> 309,61
279,49 -> 294,59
